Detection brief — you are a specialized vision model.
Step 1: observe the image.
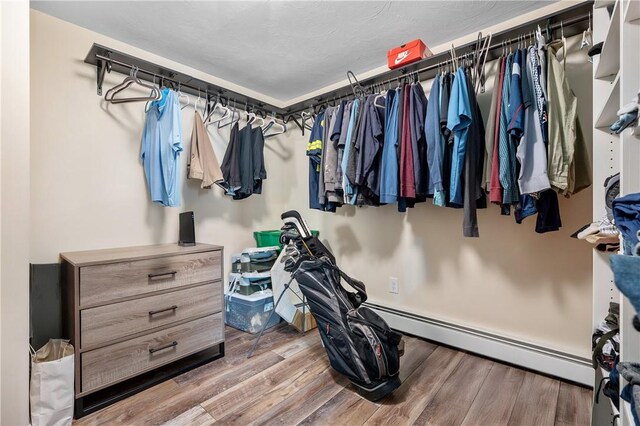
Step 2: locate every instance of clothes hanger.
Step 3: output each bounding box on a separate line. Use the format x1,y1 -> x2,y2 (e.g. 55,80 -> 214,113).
263,114 -> 287,138
301,106 -> 315,133
218,99 -> 240,128
204,96 -> 217,123
560,20 -> 567,70
449,44 -> 458,69
193,89 -> 206,116
144,74 -> 160,112
177,84 -> 190,110
104,66 -> 162,103
582,11 -> 592,50
472,32 -> 491,94
262,111 -> 277,133
205,95 -> 231,126
208,102 -> 232,126
347,70 -> 367,99
249,109 -> 265,127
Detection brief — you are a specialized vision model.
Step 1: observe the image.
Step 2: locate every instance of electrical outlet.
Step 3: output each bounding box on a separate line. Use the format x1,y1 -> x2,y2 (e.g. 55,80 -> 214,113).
389,277 -> 399,294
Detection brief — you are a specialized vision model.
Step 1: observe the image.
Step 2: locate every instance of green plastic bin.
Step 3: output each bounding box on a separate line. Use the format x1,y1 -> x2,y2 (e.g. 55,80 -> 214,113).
254,229 -> 319,249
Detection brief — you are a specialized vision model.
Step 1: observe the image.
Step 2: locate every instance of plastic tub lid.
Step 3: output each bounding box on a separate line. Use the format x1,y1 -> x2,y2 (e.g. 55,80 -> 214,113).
242,246 -> 280,254
227,289 -> 273,301
241,271 -> 271,280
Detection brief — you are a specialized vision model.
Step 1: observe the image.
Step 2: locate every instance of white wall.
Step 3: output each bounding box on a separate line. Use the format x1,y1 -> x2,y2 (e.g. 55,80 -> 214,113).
1,1 -> 31,424
30,10 -> 302,265
30,9 -> 593,362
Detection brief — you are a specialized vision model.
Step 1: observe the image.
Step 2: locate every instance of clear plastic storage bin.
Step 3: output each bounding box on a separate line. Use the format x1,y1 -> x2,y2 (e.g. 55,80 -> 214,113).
225,290 -> 281,334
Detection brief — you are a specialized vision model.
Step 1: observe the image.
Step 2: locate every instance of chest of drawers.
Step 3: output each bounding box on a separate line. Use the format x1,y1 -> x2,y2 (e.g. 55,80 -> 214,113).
61,243 -> 224,418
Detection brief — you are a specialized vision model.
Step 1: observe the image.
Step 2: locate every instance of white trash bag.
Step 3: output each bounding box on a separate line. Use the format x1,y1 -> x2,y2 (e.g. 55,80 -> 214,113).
30,339 -> 74,426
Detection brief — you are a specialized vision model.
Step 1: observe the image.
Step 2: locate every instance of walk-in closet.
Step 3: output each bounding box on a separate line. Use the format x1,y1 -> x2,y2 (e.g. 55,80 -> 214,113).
1,1 -> 639,425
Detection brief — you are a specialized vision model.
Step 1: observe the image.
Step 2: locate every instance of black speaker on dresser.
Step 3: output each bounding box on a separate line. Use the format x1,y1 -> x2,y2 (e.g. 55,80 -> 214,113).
179,211 -> 196,246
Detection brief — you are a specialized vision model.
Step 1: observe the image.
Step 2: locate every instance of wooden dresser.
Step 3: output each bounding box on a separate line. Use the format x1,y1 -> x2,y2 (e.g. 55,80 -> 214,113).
61,243 -> 224,418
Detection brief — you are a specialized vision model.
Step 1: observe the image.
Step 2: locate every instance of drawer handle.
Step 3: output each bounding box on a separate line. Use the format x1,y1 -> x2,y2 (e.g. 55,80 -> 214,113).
148,305 -> 178,316
149,341 -> 178,354
148,271 -> 177,280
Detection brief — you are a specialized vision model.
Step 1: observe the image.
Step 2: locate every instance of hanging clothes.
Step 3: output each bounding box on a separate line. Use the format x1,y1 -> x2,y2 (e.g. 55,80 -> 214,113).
326,101 -> 346,205
216,122 -> 242,195
141,88 -> 183,207
380,89 -> 400,204
187,111 -> 223,189
426,75 -> 443,201
440,72 -> 455,208
546,39 -> 592,197
460,71 -> 479,237
396,84 -> 409,212
251,126 -> 267,195
356,96 -> 384,204
354,98 -> 371,192
318,106 -> 336,209
335,100 -> 352,200
410,82 -> 428,199
447,67 -> 472,207
342,100 -> 360,204
498,53 -> 518,208
483,65 -> 500,194
307,111 -> 325,210
217,122 -> 267,200
372,95 -> 386,200
508,48 -> 536,225
517,46 -> 551,195
400,84 -> 416,200
489,57 -> 506,205
346,100 -> 366,204
301,31 -> 588,240
534,188 -> 561,233
235,125 -> 260,200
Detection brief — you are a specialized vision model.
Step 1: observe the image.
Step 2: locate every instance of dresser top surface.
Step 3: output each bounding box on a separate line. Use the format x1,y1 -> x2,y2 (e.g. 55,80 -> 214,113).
60,243 -> 223,266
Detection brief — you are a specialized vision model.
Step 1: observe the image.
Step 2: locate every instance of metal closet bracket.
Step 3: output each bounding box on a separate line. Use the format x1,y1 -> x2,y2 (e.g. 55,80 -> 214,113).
96,53 -> 112,96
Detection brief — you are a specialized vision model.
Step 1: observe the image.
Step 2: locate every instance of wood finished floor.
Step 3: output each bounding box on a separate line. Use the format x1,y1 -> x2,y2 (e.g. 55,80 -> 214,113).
75,324 -> 592,426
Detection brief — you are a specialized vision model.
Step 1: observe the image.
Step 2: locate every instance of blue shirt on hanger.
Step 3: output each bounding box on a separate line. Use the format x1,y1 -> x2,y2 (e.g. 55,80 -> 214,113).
141,88 -> 183,207
499,53 -> 519,206
341,99 -> 360,204
379,90 -> 400,204
426,75 -> 443,198
447,67 -> 472,207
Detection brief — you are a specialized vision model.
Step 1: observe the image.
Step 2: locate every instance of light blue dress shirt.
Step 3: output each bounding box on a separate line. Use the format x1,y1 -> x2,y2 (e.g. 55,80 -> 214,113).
141,88 -> 183,207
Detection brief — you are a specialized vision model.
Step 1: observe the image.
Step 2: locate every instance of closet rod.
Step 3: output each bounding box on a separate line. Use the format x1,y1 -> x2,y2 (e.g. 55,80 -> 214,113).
283,0 -> 593,115
85,43 -> 285,118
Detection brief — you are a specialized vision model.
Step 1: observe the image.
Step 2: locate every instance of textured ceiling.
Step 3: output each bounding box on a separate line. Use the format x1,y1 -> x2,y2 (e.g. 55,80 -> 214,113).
31,1 -> 557,101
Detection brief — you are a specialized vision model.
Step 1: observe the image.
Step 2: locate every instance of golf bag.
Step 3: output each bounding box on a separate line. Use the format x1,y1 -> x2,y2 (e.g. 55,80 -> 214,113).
280,211 -> 404,401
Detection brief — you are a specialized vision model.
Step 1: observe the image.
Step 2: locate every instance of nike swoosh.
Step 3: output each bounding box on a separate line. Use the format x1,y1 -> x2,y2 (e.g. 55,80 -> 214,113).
394,50 -> 409,65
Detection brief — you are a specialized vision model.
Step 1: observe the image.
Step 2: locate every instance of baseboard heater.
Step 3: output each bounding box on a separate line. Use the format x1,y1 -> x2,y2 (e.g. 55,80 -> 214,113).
365,302 -> 593,387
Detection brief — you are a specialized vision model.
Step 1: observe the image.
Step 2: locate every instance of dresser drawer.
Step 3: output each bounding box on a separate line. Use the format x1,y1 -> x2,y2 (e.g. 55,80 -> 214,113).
80,283 -> 222,349
81,313 -> 223,393
79,251 -> 222,306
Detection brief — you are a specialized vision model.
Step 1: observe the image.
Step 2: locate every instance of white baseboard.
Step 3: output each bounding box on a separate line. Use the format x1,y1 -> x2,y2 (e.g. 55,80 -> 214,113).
366,302 -> 594,387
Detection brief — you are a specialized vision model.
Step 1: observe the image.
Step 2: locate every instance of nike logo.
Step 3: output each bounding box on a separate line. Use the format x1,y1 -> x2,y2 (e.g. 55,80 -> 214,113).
394,50 -> 410,65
